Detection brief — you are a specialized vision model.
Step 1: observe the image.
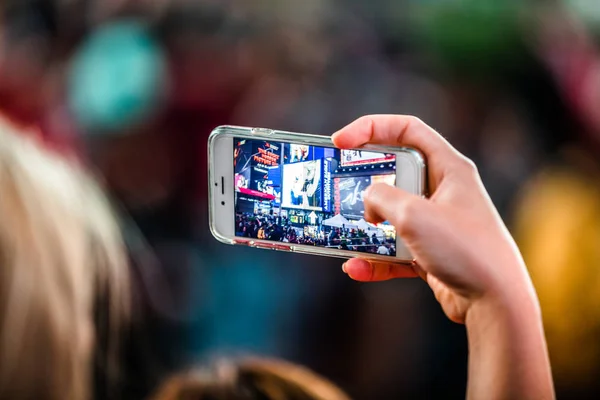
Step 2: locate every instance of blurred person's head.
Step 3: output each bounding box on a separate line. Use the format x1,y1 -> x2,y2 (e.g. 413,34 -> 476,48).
0,117 -> 128,399
0,1 -> 59,125
150,357 -> 350,400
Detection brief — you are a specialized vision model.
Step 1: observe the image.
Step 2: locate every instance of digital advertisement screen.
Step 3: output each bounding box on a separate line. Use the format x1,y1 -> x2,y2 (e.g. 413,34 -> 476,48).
340,149 -> 395,167
234,138 -> 398,257
333,174 -> 396,219
371,174 -> 396,186
234,139 -> 279,201
337,176 -> 371,220
281,160 -> 322,210
287,144 -> 311,163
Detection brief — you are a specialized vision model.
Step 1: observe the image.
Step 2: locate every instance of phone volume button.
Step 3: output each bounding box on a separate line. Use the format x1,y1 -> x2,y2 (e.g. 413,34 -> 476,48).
254,243 -> 290,251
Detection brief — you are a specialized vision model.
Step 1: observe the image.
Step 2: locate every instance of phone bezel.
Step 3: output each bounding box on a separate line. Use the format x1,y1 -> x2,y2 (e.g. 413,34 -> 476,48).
208,125 -> 426,264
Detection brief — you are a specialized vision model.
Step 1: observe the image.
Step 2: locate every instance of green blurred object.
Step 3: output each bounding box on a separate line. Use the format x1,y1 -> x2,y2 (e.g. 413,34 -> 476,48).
566,0 -> 600,34
412,0 -> 524,78
68,20 -> 166,133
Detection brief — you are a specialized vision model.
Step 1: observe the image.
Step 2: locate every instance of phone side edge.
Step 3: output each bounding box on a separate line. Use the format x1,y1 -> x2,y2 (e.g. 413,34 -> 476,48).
208,129 -> 237,245
393,149 -> 427,261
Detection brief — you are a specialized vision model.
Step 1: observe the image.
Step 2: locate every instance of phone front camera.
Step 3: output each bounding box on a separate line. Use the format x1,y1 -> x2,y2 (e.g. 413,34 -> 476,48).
221,201 -> 225,206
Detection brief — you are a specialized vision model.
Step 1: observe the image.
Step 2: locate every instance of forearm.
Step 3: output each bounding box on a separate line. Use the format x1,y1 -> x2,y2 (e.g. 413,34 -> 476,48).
465,290 -> 555,400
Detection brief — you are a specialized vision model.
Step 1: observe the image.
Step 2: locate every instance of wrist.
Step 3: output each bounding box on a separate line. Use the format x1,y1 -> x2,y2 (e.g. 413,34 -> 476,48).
466,256 -> 542,329
467,284 -> 541,330
464,283 -> 554,400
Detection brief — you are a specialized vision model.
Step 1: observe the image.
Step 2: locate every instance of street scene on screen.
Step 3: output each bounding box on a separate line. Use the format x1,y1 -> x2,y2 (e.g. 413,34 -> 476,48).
234,138 -> 398,256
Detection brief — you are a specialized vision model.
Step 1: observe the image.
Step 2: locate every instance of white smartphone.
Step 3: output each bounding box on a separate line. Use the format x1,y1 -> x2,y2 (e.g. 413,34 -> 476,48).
208,125 -> 426,264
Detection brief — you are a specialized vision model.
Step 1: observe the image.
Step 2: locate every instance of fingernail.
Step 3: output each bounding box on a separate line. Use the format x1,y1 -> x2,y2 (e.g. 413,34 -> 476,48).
342,262 -> 348,273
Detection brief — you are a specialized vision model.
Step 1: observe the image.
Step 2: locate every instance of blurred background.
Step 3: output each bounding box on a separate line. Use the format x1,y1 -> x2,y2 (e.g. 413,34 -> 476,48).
1,0 -> 600,398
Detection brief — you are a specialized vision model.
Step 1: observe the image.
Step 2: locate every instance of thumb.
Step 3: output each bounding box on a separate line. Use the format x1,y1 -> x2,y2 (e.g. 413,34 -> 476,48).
365,184 -> 464,288
363,183 -> 431,240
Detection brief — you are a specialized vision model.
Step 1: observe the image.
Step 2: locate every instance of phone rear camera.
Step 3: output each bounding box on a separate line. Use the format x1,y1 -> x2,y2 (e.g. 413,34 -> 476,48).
221,201 -> 225,206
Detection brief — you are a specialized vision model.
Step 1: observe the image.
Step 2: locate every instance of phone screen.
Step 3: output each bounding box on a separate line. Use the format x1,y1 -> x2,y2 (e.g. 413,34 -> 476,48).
233,138 -> 398,257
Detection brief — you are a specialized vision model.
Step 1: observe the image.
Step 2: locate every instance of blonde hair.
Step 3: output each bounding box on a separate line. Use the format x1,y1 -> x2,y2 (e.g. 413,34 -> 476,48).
0,118 -> 129,400
150,357 -> 351,400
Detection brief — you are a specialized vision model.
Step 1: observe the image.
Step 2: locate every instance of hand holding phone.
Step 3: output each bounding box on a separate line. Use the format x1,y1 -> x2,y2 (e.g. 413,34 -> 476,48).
334,115 -> 533,322
335,115 -> 554,400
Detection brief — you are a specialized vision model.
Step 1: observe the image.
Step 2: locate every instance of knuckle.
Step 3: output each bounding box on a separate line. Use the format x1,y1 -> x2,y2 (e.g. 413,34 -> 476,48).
355,115 -> 373,129
404,116 -> 425,135
372,264 -> 391,281
457,155 -> 479,175
356,115 -> 372,124
393,198 -> 421,237
354,115 -> 375,142
407,115 -> 424,127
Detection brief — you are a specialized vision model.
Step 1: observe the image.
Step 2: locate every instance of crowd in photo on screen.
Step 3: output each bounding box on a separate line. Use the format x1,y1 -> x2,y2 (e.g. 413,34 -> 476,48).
235,213 -> 396,256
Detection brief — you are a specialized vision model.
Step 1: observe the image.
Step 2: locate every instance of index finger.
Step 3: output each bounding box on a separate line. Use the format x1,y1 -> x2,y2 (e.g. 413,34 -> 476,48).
342,258 -> 418,282
332,115 -> 463,182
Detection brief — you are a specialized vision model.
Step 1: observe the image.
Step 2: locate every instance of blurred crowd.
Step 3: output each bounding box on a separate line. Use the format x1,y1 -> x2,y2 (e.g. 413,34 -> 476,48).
2,0 -> 600,399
